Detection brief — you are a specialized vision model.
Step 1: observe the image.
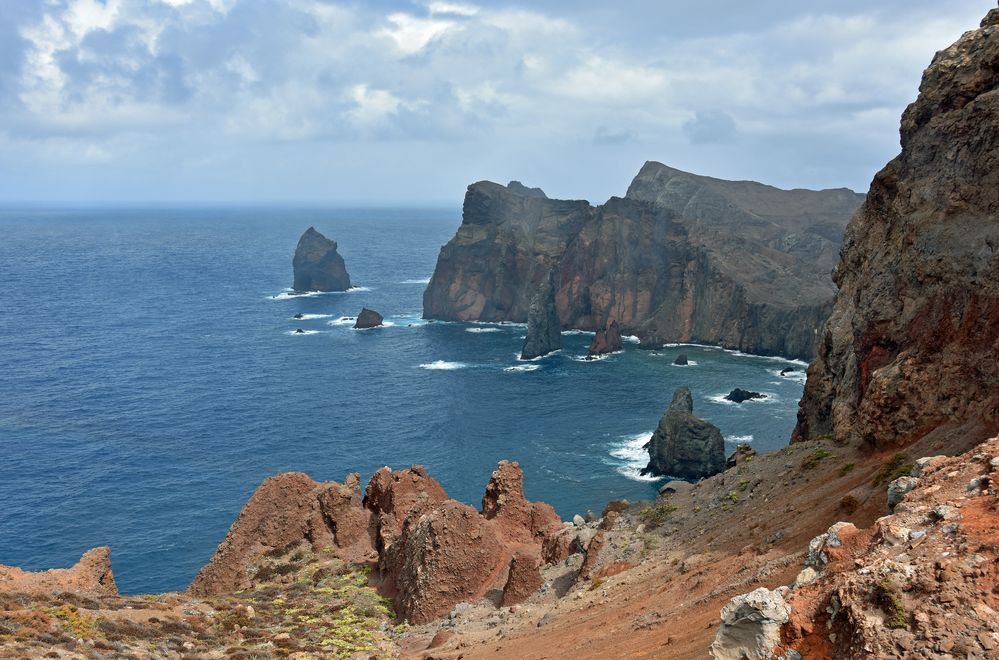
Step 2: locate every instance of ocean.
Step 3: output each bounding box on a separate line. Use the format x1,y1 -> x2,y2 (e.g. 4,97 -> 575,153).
0,207 -> 806,594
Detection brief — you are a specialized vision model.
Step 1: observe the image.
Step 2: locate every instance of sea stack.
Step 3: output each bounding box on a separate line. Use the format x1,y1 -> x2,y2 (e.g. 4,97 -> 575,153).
641,386 -> 725,479
520,270 -> 561,360
724,388 -> 766,403
588,319 -> 623,356
292,227 -> 351,292
354,308 -> 384,329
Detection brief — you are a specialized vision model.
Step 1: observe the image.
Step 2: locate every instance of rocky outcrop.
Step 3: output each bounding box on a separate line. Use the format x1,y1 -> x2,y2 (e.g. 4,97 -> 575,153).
424,169 -> 863,360
520,270 -> 562,360
481,460 -> 562,545
770,434 -> 999,658
709,587 -> 790,660
189,472 -> 374,596
674,353 -> 689,365
364,465 -> 449,556
292,227 -> 351,292
0,547 -> 118,598
724,388 -> 766,403
641,386 -> 726,479
354,308 -> 384,329
588,319 -> 623,356
794,8 -> 999,448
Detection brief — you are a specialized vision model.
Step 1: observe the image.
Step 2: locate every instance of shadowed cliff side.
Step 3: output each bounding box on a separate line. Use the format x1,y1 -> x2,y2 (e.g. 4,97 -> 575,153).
794,7 -> 999,450
423,168 -> 863,360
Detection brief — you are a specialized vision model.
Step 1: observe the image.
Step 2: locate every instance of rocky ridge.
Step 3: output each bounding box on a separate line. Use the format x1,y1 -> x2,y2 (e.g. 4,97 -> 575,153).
795,7 -> 999,449
423,168 -> 863,360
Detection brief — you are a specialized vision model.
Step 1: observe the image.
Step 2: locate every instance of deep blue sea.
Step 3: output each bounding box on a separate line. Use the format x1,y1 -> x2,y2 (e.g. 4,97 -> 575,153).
0,207 -> 806,594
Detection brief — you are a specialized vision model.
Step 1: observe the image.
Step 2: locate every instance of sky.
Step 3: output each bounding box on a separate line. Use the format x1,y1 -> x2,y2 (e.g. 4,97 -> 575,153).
0,0 -> 993,205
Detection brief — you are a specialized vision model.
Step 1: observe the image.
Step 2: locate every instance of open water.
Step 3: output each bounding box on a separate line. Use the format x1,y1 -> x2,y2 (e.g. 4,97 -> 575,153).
0,207 -> 806,593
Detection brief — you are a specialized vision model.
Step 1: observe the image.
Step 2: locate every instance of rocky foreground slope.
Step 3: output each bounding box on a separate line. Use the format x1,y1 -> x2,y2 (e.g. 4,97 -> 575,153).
423,164 -> 863,360
794,7 -> 999,449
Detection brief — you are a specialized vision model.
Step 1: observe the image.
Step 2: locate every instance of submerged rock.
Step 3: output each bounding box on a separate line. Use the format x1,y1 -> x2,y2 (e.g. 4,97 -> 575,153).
521,270 -> 561,360
779,366 -> 795,375
673,354 -> 689,365
588,319 -> 623,356
725,388 -> 766,403
292,227 -> 351,292
354,308 -> 384,329
641,386 -> 726,479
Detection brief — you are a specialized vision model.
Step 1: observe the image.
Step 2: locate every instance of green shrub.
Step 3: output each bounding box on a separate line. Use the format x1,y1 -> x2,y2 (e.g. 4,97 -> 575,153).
874,453 -> 913,484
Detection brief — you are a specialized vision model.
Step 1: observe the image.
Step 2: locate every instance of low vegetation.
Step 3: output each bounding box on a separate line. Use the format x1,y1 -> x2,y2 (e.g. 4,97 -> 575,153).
639,501 -> 678,529
801,448 -> 834,470
874,452 -> 913,484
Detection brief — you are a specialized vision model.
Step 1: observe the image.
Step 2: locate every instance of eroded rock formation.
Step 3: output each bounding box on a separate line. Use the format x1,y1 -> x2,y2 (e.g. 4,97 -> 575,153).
641,386 -> 725,479
794,7 -> 999,449
424,169 -> 863,360
520,270 -> 562,360
0,547 -> 118,598
292,227 -> 351,292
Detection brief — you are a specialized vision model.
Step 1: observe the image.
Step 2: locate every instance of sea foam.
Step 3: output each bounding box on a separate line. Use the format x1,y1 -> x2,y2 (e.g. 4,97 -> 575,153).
608,432 -> 661,482
419,360 -> 467,370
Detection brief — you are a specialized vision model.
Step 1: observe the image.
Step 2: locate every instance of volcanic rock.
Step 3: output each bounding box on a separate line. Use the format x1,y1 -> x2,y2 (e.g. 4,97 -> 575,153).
481,460 -> 562,545
293,313 -> 304,319
779,366 -> 795,375
794,7 -> 999,449
189,472 -> 374,596
641,386 -> 725,479
292,227 -> 351,292
0,547 -> 118,598
726,444 -> 757,469
353,308 -> 384,329
501,547 -> 544,606
588,319 -> 623,356
384,499 -> 504,624
724,388 -> 766,403
673,353 -> 689,365
423,169 -> 863,360
520,269 -> 562,360
364,465 -> 449,555
709,587 -> 790,660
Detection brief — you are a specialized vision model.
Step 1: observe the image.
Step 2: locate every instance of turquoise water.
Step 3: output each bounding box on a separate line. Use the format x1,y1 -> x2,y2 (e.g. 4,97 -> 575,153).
0,207 -> 805,593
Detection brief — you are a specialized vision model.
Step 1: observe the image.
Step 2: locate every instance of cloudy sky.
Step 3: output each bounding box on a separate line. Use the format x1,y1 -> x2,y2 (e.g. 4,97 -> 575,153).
0,0 -> 992,204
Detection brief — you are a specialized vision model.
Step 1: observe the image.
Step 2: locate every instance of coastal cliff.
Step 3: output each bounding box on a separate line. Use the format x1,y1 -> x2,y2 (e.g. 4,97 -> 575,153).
423,166 -> 863,360
794,7 -> 999,449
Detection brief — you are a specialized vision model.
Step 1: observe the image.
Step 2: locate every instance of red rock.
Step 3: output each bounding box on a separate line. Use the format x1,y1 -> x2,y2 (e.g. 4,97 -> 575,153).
481,460 -> 562,546
502,547 -> 544,606
189,472 -> 373,596
0,547 -> 118,598
385,500 -> 505,624
364,465 -> 449,554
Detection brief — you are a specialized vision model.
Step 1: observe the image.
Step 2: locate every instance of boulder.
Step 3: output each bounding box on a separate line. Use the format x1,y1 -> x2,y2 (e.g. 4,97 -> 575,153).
726,444 -> 757,469
501,547 -> 544,606
588,319 -> 623,356
709,587 -> 790,660
887,476 -> 919,511
658,480 -> 694,496
724,388 -> 766,403
0,547 -> 118,598
521,270 -> 562,360
779,366 -> 795,375
292,227 -> 351,292
354,308 -> 384,329
673,354 -> 689,366
641,386 -> 726,479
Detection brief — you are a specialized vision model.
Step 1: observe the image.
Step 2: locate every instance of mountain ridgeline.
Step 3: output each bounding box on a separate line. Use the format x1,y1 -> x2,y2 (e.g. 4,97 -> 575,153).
423,164 -> 864,360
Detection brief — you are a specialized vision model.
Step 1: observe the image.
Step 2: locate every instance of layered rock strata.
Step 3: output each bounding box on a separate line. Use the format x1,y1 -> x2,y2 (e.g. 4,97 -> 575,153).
292,227 -> 351,292
794,8 -> 999,449
424,169 -> 863,360
641,386 -> 726,479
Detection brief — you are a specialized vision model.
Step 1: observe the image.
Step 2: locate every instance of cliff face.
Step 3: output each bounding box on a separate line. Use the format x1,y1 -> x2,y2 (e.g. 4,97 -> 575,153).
794,8 -> 999,449
520,270 -> 562,360
423,169 -> 863,360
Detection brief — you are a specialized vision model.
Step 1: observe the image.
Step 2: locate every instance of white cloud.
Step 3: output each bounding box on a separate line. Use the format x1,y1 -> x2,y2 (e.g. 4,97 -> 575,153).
428,2 -> 479,17
377,12 -> 456,56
